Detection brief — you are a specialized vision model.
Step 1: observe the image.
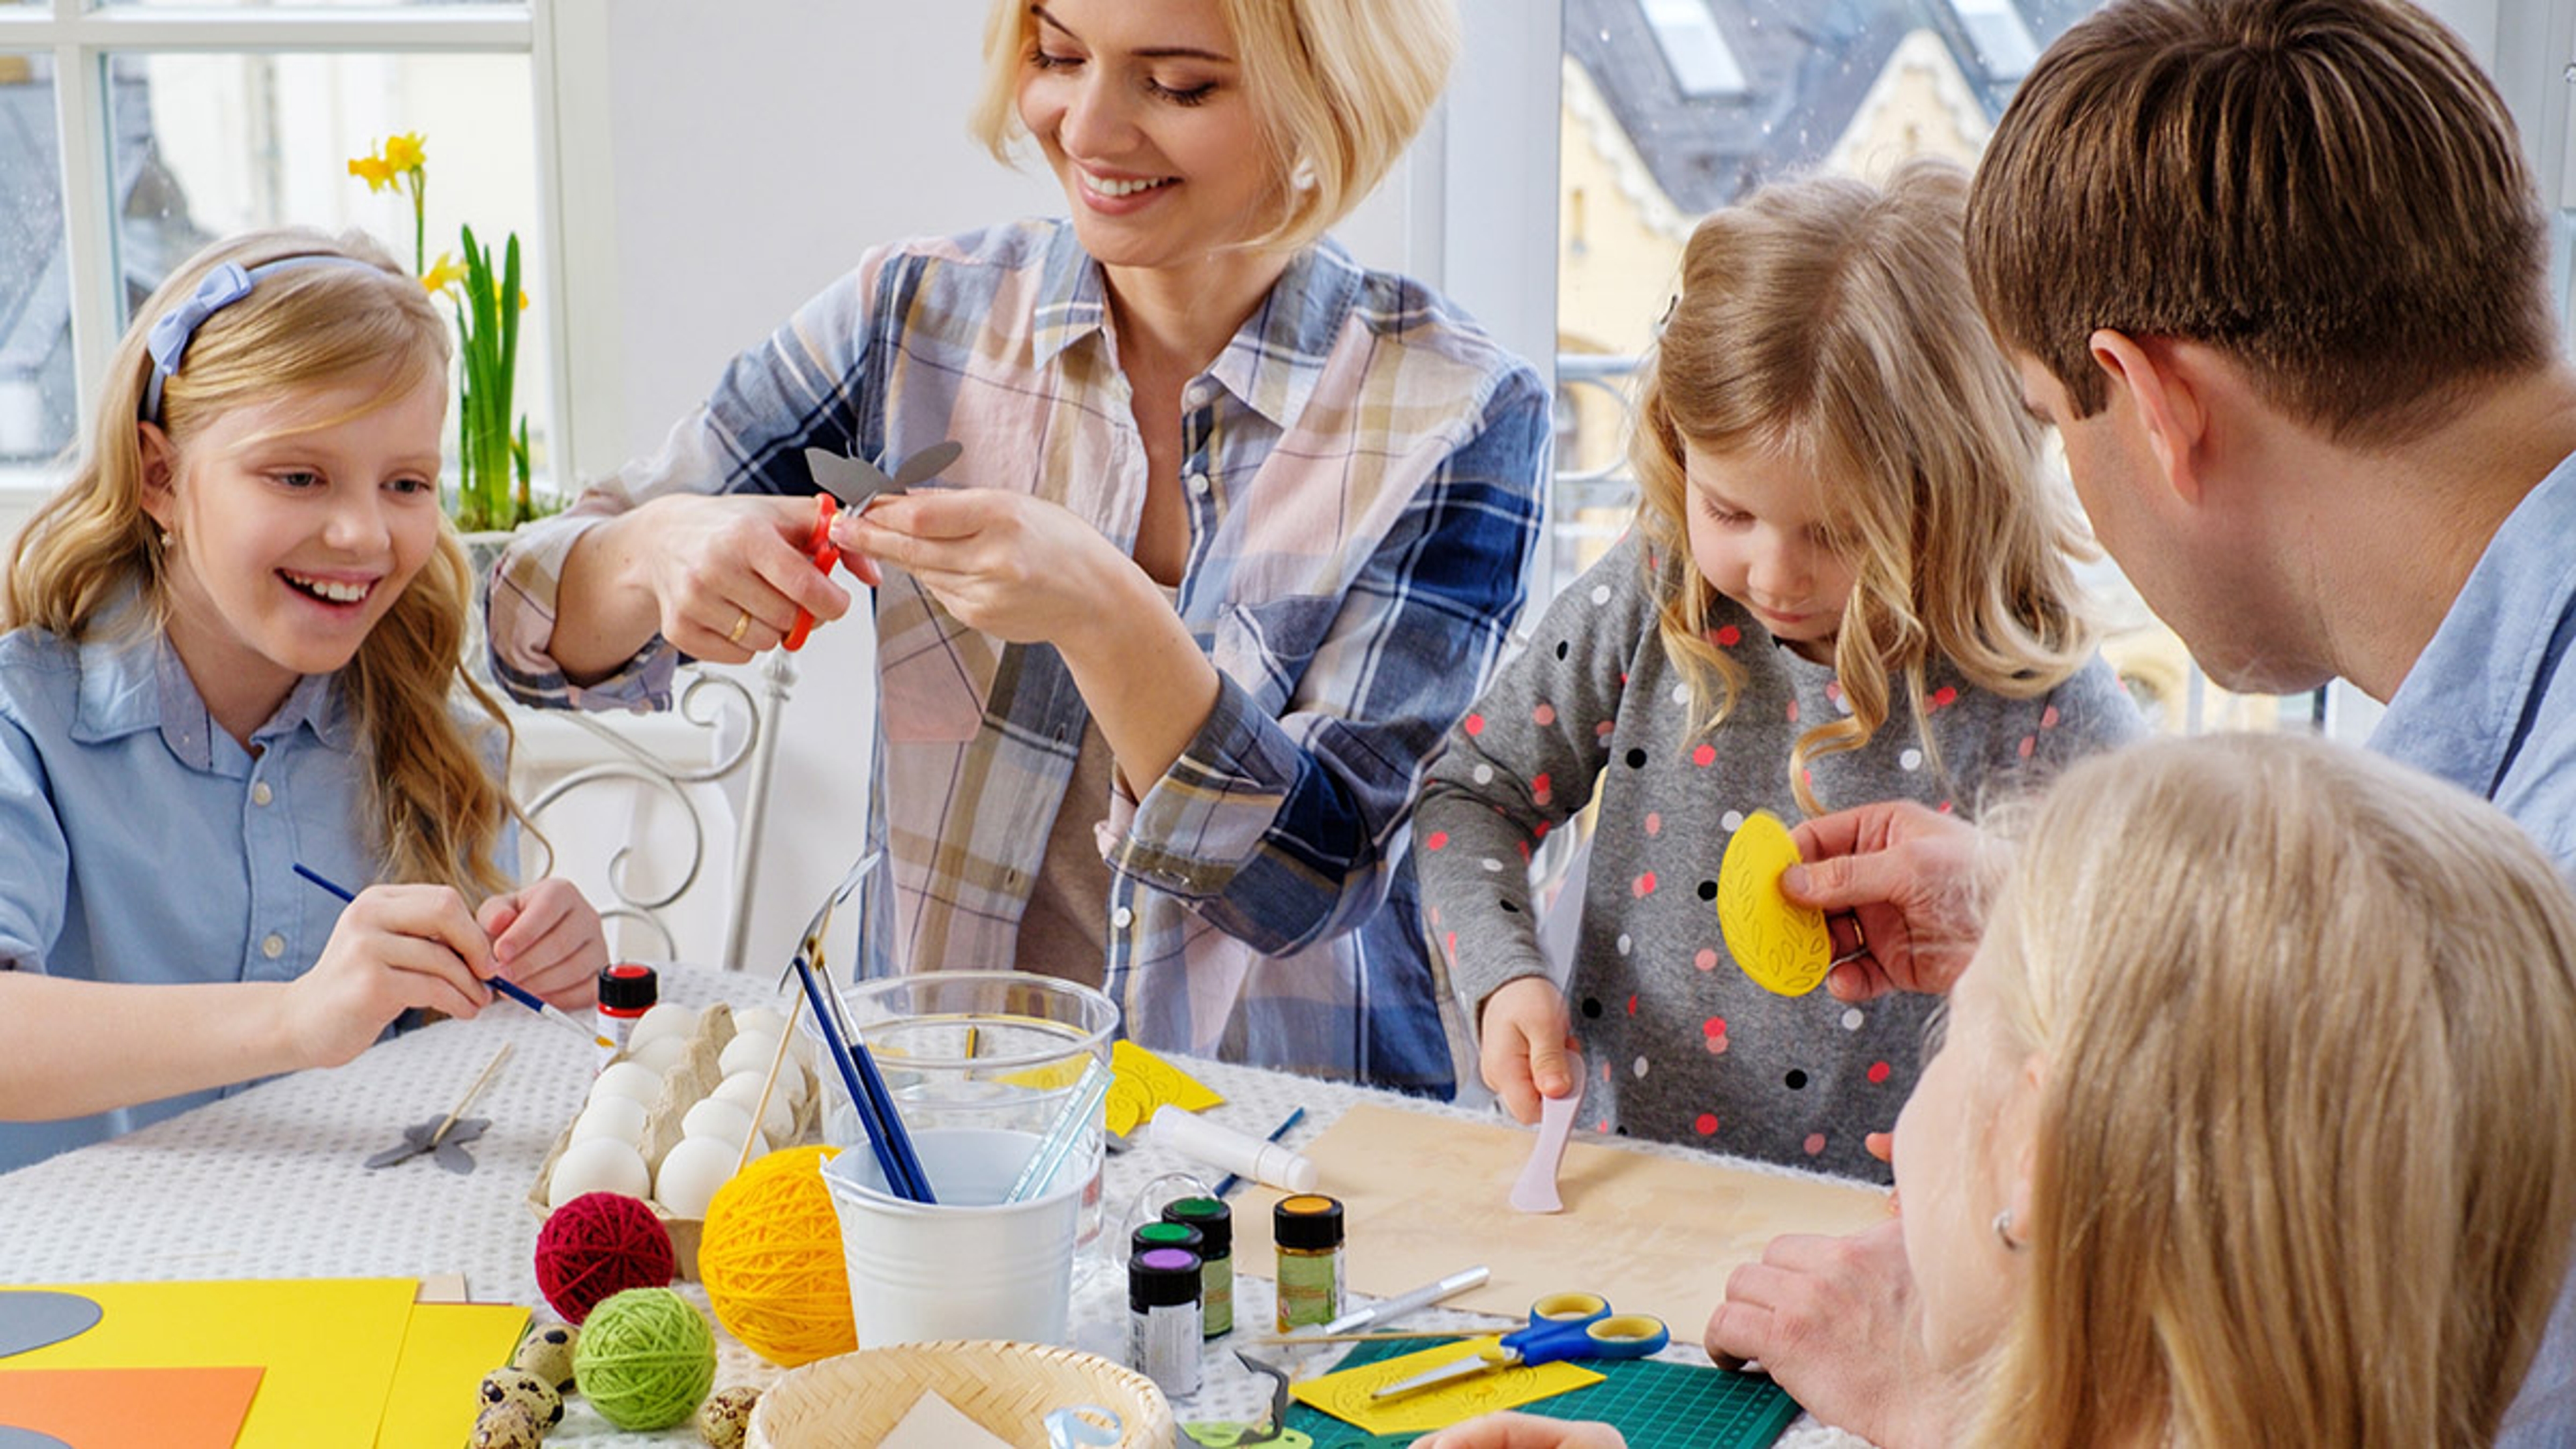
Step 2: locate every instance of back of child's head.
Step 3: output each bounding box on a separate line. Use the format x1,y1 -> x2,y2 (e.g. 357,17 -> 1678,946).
5,227 -> 513,900
1631,159 -> 2098,812
1967,733 -> 2576,1447
1968,0 -> 2552,448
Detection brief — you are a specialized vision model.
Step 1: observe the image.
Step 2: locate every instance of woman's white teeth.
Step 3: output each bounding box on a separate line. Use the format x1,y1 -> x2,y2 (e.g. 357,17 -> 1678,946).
284,573 -> 369,603
1087,174 -> 1171,199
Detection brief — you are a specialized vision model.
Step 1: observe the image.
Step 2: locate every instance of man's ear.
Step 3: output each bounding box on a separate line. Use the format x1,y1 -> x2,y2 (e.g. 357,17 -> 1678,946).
2089,328 -> 2209,506
136,420 -> 177,529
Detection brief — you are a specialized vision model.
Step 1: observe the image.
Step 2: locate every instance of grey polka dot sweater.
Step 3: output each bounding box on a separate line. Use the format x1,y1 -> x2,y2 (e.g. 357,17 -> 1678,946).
1417,532 -> 2145,1181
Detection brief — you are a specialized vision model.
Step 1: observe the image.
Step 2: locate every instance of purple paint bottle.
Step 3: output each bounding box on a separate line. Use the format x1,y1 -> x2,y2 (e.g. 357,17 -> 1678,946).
1128,1245 -> 1203,1396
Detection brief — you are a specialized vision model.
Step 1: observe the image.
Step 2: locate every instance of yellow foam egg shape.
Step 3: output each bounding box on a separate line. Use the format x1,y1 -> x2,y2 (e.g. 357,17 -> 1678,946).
1716,810 -> 1831,996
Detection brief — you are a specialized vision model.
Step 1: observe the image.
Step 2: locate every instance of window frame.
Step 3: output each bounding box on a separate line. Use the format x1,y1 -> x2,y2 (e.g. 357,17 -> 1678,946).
0,1 -> 559,493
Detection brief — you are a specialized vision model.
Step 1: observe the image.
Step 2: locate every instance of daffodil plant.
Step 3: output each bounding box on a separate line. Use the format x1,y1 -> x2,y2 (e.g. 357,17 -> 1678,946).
348,133 -> 543,532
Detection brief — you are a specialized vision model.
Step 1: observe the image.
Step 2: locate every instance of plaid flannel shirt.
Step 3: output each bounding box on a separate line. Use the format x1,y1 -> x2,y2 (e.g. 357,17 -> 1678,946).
488,219 -> 1548,1090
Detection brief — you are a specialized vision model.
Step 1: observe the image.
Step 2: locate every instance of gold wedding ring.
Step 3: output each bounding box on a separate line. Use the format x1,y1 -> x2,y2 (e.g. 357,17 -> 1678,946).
727,608 -> 751,645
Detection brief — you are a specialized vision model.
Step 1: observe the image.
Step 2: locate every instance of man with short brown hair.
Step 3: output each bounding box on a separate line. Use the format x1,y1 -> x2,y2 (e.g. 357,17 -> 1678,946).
1707,2 -> 2576,1444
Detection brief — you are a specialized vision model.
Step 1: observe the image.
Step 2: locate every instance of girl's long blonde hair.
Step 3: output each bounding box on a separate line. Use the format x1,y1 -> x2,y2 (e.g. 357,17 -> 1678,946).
1631,160 -> 2098,815
1968,734 -> 2576,1447
3,227 -> 519,898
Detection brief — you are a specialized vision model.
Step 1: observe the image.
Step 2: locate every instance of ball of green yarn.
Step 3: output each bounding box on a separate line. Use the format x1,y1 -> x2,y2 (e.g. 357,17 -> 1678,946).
572,1287 -> 716,1430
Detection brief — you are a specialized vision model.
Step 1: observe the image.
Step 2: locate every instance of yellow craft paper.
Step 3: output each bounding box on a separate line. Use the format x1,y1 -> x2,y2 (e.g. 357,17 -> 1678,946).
1289,1336 -> 1602,1437
11,1278 -> 419,1449
1103,1040 -> 1224,1138
1717,810 -> 1830,996
372,1301 -> 529,1449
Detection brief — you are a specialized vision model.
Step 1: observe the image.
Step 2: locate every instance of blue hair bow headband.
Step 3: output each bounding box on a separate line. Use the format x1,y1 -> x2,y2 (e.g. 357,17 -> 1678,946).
140,254 -> 378,423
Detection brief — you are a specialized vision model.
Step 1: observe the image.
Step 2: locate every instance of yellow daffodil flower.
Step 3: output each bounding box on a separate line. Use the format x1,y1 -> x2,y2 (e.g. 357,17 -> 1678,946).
421,251 -> 468,296
382,132 -> 426,174
347,154 -> 395,193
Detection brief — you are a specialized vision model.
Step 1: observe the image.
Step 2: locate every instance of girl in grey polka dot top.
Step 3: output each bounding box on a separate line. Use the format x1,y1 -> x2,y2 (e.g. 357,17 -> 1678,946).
1414,162 -> 2145,1183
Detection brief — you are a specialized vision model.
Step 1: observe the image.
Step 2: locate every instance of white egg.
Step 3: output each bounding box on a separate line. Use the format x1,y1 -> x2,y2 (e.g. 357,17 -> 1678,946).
730,1006 -> 788,1041
569,1094 -> 650,1146
653,1136 -> 743,1219
680,1096 -> 756,1148
712,1071 -> 797,1140
547,1136 -> 649,1208
627,1002 -> 701,1051
716,1030 -> 783,1079
628,1034 -> 692,1073
592,1060 -> 665,1106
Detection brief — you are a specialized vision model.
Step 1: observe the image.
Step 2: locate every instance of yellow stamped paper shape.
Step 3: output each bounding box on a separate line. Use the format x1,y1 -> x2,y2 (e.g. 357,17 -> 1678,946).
1289,1336 -> 1603,1438
1716,810 -> 1830,996
1102,1039 -> 1224,1138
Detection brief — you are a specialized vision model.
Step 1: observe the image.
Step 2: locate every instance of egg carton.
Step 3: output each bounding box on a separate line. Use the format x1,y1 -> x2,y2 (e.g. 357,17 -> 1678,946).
525,1000 -> 822,1278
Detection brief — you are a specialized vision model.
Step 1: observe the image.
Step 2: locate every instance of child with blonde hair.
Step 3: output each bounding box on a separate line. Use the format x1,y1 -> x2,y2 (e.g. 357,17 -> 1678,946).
1428,733 -> 2576,1449
1415,160 -> 2140,1177
0,228 -> 604,1171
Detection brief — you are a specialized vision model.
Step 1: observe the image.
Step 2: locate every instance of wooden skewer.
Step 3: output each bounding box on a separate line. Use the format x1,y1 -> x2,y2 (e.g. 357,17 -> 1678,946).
735,991 -> 806,1177
425,1042 -> 513,1149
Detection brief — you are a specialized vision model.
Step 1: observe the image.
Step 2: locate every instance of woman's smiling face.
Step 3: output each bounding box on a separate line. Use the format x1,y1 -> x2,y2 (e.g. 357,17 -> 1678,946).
1015,0 -> 1283,274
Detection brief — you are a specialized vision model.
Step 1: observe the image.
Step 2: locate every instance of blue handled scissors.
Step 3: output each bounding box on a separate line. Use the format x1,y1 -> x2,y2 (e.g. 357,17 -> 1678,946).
1368,1291 -> 1670,1401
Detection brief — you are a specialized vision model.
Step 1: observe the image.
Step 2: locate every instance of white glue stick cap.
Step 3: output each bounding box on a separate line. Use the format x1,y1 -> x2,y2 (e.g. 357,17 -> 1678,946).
1150,1106 -> 1320,1193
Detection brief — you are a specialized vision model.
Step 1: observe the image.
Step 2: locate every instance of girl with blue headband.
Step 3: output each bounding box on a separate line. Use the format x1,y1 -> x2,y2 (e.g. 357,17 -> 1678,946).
0,228 -> 606,1171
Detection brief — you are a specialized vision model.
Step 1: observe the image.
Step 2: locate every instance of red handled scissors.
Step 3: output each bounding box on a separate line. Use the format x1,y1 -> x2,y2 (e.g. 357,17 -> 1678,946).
787,439 -> 965,649
1368,1291 -> 1670,1401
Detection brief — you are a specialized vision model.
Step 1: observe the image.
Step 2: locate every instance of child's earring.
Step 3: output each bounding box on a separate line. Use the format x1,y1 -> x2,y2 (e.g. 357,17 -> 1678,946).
1289,156 -> 1318,193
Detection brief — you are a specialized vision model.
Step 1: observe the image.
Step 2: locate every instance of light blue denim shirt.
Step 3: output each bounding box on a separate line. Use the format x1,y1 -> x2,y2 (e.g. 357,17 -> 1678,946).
0,623 -> 386,1173
2371,447 -> 2576,870
2369,446 -> 2576,1447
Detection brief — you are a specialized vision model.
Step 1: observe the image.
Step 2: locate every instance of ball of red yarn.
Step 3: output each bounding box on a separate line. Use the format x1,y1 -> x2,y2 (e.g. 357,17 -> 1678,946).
535,1191 -> 675,1324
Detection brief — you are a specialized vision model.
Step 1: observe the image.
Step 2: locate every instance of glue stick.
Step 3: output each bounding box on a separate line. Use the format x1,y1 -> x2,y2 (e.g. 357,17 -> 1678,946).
1148,1108 -> 1319,1193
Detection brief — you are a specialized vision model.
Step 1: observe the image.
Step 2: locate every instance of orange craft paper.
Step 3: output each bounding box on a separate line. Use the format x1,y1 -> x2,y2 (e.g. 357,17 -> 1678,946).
1238,1103 -> 1890,1336
0,1365 -> 262,1449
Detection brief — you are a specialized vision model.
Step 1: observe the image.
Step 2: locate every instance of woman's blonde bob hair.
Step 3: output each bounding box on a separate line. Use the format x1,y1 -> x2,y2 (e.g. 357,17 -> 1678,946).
1631,160 -> 2099,816
3,227 -> 520,899
967,0 -> 1458,254
1966,733 -> 2576,1447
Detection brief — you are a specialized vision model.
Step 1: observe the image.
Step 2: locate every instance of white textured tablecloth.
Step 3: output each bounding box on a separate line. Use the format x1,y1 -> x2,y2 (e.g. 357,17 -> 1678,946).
0,965 -> 1870,1448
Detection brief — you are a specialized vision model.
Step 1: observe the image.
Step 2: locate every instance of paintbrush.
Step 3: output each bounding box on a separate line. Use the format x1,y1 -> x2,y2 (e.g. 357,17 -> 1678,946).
292,863 -> 614,1049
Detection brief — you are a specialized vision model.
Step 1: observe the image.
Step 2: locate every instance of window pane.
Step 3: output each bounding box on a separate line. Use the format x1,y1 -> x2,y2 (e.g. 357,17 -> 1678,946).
105,50 -> 556,497
104,1 -> 513,9
1555,0 -> 2304,734
0,52 -> 76,464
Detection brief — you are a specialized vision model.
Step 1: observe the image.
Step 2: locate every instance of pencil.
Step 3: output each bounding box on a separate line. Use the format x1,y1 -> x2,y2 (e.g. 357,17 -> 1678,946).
290,863 -> 614,1049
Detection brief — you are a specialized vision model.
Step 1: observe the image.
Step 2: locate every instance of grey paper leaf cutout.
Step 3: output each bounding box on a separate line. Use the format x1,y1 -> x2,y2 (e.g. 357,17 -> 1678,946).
0,1290 -> 103,1359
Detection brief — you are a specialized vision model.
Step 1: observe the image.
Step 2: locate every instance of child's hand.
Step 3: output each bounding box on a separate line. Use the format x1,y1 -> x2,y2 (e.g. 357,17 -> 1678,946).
1479,977 -> 1582,1124
285,884 -> 493,1069
478,878 -> 608,1012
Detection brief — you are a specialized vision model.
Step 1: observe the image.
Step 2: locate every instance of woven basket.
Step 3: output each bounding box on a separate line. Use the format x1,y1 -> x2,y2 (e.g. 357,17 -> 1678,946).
747,1340 -> 1177,1448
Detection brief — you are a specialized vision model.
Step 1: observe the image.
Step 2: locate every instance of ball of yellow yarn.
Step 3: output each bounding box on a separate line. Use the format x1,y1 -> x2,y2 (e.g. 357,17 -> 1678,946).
698,1144 -> 855,1366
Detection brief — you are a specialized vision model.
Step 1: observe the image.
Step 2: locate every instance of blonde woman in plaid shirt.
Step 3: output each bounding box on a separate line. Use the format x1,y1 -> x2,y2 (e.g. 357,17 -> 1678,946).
486,0 -> 1547,1091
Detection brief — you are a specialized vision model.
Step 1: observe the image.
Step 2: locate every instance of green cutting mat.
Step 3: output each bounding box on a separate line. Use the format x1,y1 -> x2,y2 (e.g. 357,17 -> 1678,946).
1283,1338 -> 1801,1449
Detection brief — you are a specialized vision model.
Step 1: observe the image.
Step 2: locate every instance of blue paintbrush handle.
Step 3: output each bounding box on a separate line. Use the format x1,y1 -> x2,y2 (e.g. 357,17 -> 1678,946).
792,954 -> 934,1203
